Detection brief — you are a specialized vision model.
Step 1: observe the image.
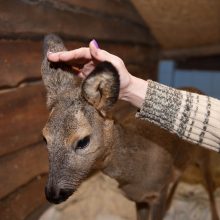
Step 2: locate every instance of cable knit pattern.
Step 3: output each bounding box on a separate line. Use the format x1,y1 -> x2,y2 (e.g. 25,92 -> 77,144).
136,80 -> 220,152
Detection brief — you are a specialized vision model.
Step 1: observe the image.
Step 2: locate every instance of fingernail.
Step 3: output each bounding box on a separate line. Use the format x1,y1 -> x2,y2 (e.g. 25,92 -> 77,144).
91,39 -> 99,49
47,51 -> 53,56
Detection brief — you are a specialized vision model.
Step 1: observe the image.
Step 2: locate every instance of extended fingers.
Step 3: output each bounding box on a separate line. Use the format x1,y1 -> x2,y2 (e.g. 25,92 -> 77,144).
47,51 -> 64,62
47,47 -> 92,63
60,47 -> 92,62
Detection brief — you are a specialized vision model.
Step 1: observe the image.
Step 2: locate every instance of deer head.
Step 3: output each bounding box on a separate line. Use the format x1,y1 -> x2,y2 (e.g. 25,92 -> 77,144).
41,34 -> 120,204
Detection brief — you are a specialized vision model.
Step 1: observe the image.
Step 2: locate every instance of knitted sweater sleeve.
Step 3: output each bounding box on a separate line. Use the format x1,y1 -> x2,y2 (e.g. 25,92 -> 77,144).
136,80 -> 220,152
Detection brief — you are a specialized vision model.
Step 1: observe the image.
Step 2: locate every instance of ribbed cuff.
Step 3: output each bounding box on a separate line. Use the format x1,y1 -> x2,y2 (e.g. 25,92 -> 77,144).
136,80 -> 183,132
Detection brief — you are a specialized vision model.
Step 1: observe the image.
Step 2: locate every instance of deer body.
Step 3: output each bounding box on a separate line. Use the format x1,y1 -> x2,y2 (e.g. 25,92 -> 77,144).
103,122 -> 174,203
41,35 -> 219,220
100,115 -> 200,219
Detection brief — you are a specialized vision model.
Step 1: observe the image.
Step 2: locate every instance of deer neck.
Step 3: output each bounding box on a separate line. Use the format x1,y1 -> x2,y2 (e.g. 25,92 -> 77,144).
102,121 -> 144,184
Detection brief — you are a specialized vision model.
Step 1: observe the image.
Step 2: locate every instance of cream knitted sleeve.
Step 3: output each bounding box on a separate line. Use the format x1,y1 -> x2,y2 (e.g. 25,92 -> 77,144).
136,80 -> 220,152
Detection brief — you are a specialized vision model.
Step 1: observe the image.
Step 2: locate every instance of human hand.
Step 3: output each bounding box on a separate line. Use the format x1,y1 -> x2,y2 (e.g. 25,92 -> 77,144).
47,40 -> 133,100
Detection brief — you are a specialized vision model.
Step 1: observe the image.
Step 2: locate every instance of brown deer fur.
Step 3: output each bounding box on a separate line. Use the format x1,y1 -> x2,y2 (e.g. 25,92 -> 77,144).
41,34 -> 219,220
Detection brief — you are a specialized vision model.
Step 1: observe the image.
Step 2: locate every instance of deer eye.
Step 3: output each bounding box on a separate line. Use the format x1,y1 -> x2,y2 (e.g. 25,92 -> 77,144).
75,136 -> 90,151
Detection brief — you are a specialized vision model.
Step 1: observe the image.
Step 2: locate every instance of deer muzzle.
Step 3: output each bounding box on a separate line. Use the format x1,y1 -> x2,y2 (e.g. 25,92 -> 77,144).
45,185 -> 75,204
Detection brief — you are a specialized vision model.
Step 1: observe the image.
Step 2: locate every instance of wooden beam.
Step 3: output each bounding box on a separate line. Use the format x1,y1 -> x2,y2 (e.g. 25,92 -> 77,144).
0,175 -> 48,220
0,142 -> 48,199
0,0 -> 154,44
48,0 -> 145,24
176,55 -> 220,71
160,44 -> 220,59
0,83 -> 48,156
0,40 -> 83,88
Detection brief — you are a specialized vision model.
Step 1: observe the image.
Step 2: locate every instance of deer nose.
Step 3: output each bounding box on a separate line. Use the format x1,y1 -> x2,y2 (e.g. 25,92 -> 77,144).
45,186 -> 74,204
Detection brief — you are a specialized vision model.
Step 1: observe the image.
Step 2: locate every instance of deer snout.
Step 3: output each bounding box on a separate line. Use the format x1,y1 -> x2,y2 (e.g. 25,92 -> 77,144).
45,186 -> 74,204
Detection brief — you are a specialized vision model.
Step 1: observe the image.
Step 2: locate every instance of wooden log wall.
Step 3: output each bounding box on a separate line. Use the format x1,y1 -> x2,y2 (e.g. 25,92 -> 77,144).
0,0 -> 159,219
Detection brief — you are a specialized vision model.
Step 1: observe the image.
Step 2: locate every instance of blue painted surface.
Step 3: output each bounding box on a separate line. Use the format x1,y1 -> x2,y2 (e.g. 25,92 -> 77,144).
158,60 -> 175,86
158,60 -> 220,99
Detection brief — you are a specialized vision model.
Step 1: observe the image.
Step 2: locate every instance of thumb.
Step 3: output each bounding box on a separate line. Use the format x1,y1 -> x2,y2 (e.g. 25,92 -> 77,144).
89,39 -> 101,61
89,39 -> 111,62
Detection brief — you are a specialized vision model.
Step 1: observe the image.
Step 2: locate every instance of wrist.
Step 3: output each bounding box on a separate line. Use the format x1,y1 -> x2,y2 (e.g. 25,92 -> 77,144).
120,75 -> 148,108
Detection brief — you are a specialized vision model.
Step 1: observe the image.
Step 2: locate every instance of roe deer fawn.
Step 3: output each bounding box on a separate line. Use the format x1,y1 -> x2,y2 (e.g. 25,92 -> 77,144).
41,34 -> 219,220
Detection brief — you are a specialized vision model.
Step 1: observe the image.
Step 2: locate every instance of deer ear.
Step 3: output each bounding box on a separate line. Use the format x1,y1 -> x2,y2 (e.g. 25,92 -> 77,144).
81,61 -> 120,116
41,34 -> 79,110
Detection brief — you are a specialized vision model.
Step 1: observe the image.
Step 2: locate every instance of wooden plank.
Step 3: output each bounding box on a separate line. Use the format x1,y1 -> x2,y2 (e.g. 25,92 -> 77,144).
0,175 -> 48,220
0,40 -> 157,88
161,44 -> 220,59
0,40 -> 84,88
0,40 -> 43,88
0,83 -> 48,156
176,55 -> 220,71
102,43 -> 158,65
26,203 -> 51,220
0,142 -> 48,199
0,0 -> 153,44
54,0 -> 145,24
